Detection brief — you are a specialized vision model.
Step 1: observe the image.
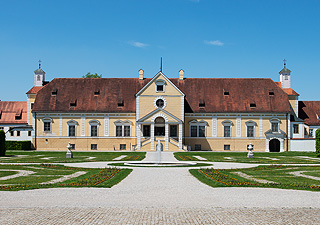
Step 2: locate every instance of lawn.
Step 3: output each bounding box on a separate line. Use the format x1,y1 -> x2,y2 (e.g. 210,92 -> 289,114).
191,165 -> 320,191
0,164 -> 132,191
175,151 -> 320,164
0,151 -> 145,163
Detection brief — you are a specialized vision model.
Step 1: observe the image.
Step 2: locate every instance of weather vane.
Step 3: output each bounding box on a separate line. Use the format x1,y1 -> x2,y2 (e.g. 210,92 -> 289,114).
38,60 -> 42,69
283,59 -> 287,68
160,57 -> 163,72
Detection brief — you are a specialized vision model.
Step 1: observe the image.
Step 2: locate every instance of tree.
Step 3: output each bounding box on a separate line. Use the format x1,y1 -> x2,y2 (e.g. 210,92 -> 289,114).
0,130 -> 6,156
82,72 -> 102,78
316,129 -> 320,157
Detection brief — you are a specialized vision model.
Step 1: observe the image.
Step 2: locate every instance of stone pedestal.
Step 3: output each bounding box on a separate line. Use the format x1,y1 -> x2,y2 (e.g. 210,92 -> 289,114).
66,149 -> 73,158
247,150 -> 254,158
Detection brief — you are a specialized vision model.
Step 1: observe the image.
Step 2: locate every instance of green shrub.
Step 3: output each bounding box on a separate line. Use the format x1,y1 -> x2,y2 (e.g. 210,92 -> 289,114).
316,129 -> 320,157
5,141 -> 32,150
0,130 -> 6,156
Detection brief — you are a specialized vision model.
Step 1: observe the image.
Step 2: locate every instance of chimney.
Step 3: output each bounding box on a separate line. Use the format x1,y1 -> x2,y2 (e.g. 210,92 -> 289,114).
179,69 -> 184,80
139,69 -> 144,80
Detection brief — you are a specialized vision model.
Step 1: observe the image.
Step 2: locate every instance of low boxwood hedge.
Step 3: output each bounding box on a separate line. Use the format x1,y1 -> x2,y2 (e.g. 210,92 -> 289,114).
5,141 -> 32,150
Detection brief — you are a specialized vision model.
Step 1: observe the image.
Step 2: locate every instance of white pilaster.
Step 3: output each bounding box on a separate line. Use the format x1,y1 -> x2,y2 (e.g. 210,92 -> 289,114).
104,116 -> 109,136
236,117 -> 241,137
287,114 -> 291,139
151,122 -> 155,151
165,123 -> 169,150
32,113 -> 36,138
179,123 -> 183,150
81,116 -> 85,136
212,116 -> 217,137
265,139 -> 269,152
137,123 -> 141,150
260,116 -> 263,137
27,97 -> 30,124
59,117 -> 62,136
181,96 -> 184,122
280,139 -> 284,152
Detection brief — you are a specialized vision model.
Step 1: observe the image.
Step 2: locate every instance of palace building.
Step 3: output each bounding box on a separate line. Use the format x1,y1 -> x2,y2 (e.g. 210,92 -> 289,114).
24,63 -> 319,152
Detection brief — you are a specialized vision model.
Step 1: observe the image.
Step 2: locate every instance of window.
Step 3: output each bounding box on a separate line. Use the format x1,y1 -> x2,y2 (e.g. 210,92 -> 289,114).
124,126 -> 130,136
17,131 -> 20,136
0,127 -> 4,131
304,127 -> 308,136
224,91 -> 229,96
43,121 -> 51,132
116,126 -> 122,137
309,129 -> 314,137
120,144 -> 126,150
156,84 -> 163,92
269,91 -> 274,96
271,122 -> 279,132
224,126 -> 231,137
69,125 -> 75,136
155,79 -> 166,92
170,125 -> 178,137
195,144 -> 201,150
28,131 -> 32,136
67,120 -> 77,137
31,103 -> 34,110
91,144 -> 97,150
143,125 -> 150,137
156,99 -> 164,108
37,75 -> 40,81
51,89 -> 57,96
224,145 -> 230,150
293,124 -> 299,134
91,125 -> 98,137
284,75 -> 288,80
70,144 -> 75,150
115,120 -> 132,137
247,126 -> 254,137
191,126 -> 197,137
250,103 -> 256,108
10,131 -> 14,136
189,120 -> 207,137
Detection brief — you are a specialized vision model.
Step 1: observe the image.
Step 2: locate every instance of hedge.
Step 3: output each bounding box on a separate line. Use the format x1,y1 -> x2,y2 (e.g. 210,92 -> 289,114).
0,130 -> 5,156
5,141 -> 32,150
316,129 -> 320,157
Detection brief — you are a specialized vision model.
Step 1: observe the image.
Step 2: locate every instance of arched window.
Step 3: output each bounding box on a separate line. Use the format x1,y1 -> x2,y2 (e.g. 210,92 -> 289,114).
67,120 -> 78,137
89,120 -> 100,137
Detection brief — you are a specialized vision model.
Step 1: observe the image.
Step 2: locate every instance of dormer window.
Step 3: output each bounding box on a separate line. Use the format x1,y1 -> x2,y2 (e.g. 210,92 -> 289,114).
199,99 -> 205,108
15,109 -> 22,120
269,91 -> 274,96
70,100 -> 77,107
94,90 -> 100,96
118,100 -> 124,107
250,103 -> 256,108
224,91 -> 229,96
51,89 -> 57,96
155,79 -> 166,92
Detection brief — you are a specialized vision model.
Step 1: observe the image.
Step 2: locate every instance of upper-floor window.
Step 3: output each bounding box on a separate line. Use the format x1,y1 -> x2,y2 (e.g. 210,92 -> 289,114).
156,99 -> 164,108
155,79 -> 166,92
293,124 -> 299,134
154,96 -> 167,109
246,120 -> 257,138
43,118 -> 52,132
222,120 -> 233,137
270,118 -> 280,133
89,120 -> 100,137
115,120 -> 132,137
67,120 -> 78,137
309,129 -> 314,137
189,120 -> 207,137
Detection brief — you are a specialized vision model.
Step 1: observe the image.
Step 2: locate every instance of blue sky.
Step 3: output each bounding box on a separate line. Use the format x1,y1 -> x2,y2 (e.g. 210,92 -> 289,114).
1,0 -> 319,101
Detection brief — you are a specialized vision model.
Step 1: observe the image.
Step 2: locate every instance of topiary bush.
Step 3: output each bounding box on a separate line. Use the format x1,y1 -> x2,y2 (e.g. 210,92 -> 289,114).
5,141 -> 32,150
316,129 -> 320,157
0,130 -> 6,156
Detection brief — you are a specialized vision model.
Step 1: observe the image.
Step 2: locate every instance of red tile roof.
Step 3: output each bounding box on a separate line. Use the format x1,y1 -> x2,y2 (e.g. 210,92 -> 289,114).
32,78 -> 291,113
0,101 -> 28,124
26,86 -> 43,94
282,88 -> 299,96
298,101 -> 320,126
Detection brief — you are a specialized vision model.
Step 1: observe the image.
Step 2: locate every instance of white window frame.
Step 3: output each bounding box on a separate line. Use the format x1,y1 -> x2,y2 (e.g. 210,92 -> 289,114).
270,118 -> 280,133
189,120 -> 207,137
222,120 -> 233,138
67,120 -> 78,137
245,120 -> 257,138
155,79 -> 166,93
42,118 -> 52,133
89,120 -> 100,137
114,120 -> 132,137
293,124 -> 299,134
153,96 -> 167,109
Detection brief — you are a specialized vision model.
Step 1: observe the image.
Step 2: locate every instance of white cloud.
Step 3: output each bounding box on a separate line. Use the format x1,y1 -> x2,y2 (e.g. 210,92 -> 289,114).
204,40 -> 224,46
129,41 -> 149,48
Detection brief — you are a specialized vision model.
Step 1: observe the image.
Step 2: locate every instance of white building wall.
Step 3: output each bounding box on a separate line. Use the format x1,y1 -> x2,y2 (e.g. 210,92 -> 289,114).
0,125 -> 32,141
291,139 -> 315,152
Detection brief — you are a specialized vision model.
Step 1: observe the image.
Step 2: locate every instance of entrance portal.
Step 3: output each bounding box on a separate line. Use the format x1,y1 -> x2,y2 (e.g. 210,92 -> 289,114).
269,139 -> 280,152
155,117 -> 165,136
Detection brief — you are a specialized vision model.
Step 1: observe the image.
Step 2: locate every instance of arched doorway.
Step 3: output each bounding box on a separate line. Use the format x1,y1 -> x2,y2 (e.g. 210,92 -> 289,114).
269,139 -> 280,152
155,117 -> 165,136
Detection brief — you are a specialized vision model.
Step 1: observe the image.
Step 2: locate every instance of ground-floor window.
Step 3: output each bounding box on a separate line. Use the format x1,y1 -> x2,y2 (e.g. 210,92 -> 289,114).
70,144 -> 75,150
293,124 -> 299,134
195,144 -> 201,150
28,131 -> 32,136
120,144 -> 126,150
143,125 -> 150,137
91,144 -> 97,150
224,144 -> 230,150
170,125 -> 177,137
16,131 -> 20,136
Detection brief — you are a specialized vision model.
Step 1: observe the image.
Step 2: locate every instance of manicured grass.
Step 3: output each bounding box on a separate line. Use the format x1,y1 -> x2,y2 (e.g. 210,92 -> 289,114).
175,151 -> 320,164
0,164 -> 132,191
109,162 -> 213,167
0,151 -> 145,163
191,165 -> 320,191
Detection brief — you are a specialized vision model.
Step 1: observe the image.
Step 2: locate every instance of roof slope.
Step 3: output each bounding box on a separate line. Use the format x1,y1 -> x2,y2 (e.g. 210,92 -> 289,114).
0,101 -> 27,124
33,78 -> 291,113
26,86 -> 43,94
298,101 -> 320,126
